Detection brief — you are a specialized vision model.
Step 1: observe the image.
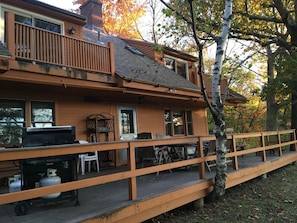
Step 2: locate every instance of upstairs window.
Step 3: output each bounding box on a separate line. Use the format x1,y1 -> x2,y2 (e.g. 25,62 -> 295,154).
0,99 -> 25,146
2,7 -> 63,44
164,56 -> 188,79
34,18 -> 61,33
15,14 -> 61,33
15,14 -> 32,25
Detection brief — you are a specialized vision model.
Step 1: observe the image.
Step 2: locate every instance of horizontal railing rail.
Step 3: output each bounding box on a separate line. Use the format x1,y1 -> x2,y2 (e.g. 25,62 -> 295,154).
0,130 -> 296,206
13,22 -> 112,74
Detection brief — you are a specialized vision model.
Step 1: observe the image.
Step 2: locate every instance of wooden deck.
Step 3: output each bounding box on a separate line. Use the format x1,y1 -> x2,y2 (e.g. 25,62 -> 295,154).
1,130 -> 297,223
5,12 -> 114,76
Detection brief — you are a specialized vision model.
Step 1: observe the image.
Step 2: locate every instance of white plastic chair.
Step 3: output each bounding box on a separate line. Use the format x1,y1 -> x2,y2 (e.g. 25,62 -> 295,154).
77,140 -> 99,175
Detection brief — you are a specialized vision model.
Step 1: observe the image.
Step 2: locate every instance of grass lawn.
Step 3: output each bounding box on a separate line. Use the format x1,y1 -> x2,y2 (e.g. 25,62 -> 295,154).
149,163 -> 297,223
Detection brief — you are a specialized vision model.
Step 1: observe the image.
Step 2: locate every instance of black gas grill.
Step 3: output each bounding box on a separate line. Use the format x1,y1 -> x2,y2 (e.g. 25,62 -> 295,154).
15,126 -> 79,216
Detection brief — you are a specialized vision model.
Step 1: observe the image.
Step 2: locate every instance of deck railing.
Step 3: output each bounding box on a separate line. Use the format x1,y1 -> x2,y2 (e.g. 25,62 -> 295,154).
0,130 -> 297,206
8,19 -> 113,75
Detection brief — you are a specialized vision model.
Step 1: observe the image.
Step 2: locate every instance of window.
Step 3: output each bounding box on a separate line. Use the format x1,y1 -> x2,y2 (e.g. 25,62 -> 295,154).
164,110 -> 172,136
176,60 -> 187,79
1,7 -> 64,49
164,110 -> 193,136
31,101 -> 55,127
173,111 -> 185,135
14,12 -> 62,33
15,14 -> 32,25
186,111 -> 193,135
164,56 -> 188,79
120,109 -> 135,134
34,18 -> 61,33
14,14 -> 61,33
164,58 -> 175,71
0,99 -> 25,145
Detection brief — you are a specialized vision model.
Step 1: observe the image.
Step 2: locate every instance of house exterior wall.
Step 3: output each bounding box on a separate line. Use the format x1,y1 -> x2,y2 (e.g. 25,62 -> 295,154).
137,105 -> 166,136
4,89 -> 208,140
192,109 -> 209,135
0,80 -> 208,156
64,22 -> 84,39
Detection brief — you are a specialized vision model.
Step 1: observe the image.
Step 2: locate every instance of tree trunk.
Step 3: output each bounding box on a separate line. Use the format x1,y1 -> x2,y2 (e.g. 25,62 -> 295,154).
291,93 -> 297,131
208,0 -> 232,201
290,34 -> 297,133
266,45 -> 278,131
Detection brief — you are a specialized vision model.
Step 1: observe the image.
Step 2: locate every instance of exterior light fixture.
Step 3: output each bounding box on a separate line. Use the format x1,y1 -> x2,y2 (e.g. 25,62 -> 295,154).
69,27 -> 76,34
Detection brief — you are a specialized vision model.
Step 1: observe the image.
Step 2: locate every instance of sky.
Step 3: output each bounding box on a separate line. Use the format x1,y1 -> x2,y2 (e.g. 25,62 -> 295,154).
39,0 -> 77,11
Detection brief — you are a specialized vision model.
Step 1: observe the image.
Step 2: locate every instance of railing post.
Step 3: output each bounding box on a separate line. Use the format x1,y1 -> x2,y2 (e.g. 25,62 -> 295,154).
277,131 -> 282,156
127,141 -> 137,200
261,133 -> 266,162
197,137 -> 205,179
232,135 -> 239,170
6,11 -> 15,60
108,42 -> 115,76
292,129 -> 297,151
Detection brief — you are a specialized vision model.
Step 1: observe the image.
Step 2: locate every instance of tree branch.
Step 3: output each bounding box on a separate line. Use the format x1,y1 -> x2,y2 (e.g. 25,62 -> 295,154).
187,0 -> 214,113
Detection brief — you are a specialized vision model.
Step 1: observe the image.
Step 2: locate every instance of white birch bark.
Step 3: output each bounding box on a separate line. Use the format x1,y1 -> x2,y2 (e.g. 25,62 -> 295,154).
210,0 -> 232,200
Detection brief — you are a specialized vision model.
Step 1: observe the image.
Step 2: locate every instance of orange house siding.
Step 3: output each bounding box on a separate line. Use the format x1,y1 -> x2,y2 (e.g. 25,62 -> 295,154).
136,105 -> 166,137
192,109 -> 209,135
1,81 -> 208,162
57,99 -> 118,141
64,22 -> 84,39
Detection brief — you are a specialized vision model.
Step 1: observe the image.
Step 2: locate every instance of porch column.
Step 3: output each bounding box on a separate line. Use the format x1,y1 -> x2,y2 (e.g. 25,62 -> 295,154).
108,42 -> 115,77
6,11 -> 15,60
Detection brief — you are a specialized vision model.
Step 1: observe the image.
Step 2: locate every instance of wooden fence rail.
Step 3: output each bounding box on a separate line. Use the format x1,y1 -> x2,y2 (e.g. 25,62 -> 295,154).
0,130 -> 297,206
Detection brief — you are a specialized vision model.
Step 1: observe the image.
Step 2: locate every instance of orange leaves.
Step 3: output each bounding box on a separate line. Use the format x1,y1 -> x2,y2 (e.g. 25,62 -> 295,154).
102,0 -> 146,38
73,0 -> 146,39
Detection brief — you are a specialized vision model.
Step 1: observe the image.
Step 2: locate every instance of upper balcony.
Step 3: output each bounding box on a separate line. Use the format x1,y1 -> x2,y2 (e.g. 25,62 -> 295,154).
2,11 -> 115,77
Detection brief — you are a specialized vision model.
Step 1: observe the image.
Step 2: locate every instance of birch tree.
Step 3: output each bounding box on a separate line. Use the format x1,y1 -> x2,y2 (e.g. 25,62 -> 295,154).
160,0 -> 233,200
206,0 -> 232,200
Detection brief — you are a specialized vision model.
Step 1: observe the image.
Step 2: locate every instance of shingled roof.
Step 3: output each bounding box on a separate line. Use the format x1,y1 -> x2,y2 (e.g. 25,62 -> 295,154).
83,29 -> 200,92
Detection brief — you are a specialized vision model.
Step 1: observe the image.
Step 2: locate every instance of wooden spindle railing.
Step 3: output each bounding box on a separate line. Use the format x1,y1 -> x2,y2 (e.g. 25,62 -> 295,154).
14,22 -> 113,74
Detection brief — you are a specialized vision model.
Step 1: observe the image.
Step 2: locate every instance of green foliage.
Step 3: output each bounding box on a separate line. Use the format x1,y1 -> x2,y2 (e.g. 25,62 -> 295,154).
280,52 -> 297,89
158,0 -> 226,50
152,43 -> 165,52
0,108 -> 23,144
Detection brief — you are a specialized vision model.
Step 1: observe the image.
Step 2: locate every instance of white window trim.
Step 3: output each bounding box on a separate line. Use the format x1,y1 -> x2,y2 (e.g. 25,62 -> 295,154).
164,54 -> 189,80
118,106 -> 137,140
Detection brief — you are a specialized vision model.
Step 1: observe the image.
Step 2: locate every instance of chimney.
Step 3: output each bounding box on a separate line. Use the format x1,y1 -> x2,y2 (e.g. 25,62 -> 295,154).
80,0 -> 103,32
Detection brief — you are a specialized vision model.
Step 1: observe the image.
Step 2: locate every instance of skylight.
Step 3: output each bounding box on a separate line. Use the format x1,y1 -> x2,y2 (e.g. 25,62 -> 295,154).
125,45 -> 144,56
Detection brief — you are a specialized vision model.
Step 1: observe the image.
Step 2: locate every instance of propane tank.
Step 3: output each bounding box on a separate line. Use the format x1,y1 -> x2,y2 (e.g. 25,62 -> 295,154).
9,174 -> 21,193
39,168 -> 61,199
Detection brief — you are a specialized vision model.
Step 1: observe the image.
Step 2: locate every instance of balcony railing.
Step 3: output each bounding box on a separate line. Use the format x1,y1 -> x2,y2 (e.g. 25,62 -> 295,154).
9,20 -> 113,75
0,129 -> 297,206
